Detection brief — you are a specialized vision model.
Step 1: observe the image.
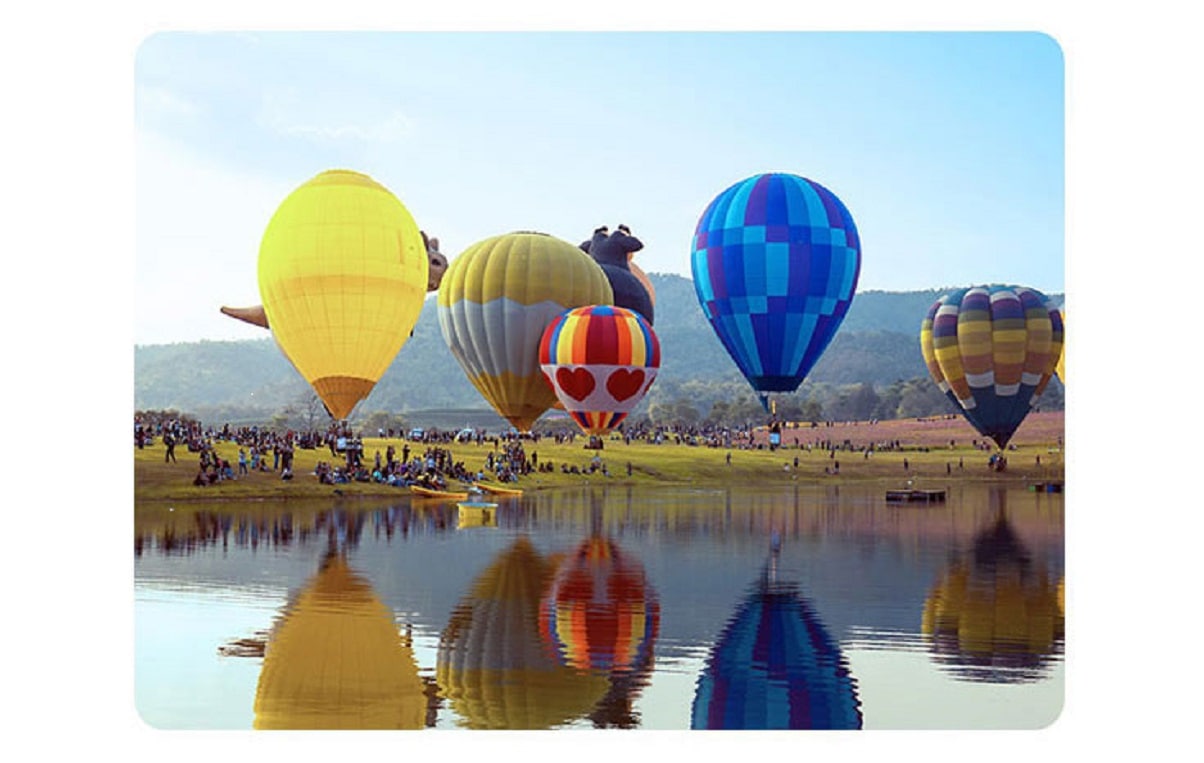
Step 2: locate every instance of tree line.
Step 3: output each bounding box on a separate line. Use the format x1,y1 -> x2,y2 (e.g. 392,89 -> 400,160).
135,275 -> 1062,430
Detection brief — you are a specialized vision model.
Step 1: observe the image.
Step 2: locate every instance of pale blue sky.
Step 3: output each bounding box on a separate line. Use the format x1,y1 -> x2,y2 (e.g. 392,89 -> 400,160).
135,31 -> 1063,344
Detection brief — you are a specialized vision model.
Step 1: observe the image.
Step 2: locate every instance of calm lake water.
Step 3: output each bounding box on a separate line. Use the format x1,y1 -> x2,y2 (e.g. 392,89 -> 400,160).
133,483 -> 1064,730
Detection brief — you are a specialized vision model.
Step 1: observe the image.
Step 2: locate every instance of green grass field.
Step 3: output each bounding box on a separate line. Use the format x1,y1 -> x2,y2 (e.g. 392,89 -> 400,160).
134,412 -> 1065,504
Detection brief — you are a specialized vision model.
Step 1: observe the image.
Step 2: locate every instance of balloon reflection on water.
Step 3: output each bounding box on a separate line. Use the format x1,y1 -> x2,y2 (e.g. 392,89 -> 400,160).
539,535 -> 661,728
539,536 -> 660,674
252,547 -> 429,729
691,540 -> 863,730
921,490 -> 1065,683
435,537 -> 611,729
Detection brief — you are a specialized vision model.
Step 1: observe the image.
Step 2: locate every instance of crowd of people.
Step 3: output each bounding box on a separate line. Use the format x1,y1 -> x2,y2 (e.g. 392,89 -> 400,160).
137,409 -> 1041,491
135,414 -> 567,490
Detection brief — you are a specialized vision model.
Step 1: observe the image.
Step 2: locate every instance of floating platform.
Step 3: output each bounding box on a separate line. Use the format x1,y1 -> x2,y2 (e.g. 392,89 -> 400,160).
1028,482 -> 1064,493
886,489 -> 946,503
456,501 -> 498,529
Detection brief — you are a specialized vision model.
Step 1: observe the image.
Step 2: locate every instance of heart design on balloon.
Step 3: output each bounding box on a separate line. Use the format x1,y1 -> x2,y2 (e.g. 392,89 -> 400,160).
556,367 -> 596,402
607,369 -> 646,402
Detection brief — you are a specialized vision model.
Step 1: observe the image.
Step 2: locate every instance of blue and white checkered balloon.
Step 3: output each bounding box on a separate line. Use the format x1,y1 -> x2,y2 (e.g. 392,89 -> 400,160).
691,173 -> 862,408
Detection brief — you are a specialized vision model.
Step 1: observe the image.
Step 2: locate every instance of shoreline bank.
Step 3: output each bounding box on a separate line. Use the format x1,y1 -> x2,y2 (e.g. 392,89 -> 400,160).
135,412 -> 1064,504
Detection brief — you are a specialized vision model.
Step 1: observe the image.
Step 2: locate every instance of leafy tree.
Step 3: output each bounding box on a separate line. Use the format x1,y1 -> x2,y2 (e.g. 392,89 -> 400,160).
358,410 -> 409,435
896,378 -> 956,418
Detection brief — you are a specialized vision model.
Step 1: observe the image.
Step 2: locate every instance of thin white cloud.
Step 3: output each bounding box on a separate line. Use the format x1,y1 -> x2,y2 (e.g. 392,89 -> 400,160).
136,84 -> 202,120
256,89 -> 416,144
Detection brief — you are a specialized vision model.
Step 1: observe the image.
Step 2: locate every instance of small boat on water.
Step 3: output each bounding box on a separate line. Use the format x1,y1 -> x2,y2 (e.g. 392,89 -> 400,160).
472,481 -> 523,496
410,485 -> 470,500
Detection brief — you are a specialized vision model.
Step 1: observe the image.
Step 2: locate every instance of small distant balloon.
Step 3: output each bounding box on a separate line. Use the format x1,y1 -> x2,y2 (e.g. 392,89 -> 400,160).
1055,307 -> 1065,383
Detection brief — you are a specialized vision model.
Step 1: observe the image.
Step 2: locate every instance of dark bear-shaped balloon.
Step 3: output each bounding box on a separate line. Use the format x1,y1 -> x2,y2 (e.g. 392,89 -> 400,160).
580,224 -> 654,326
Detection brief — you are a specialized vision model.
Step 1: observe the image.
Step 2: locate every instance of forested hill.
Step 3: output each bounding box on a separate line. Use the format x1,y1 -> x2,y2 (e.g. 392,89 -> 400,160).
135,275 -> 1063,426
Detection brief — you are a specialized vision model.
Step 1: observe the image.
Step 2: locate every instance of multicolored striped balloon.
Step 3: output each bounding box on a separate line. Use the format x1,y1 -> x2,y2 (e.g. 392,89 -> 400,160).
538,305 -> 660,435
692,172 -> 861,410
920,285 -> 1063,449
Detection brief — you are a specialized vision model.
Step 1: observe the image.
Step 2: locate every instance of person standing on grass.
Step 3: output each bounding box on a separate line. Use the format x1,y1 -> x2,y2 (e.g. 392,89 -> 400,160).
164,432 -> 177,463
238,448 -> 248,476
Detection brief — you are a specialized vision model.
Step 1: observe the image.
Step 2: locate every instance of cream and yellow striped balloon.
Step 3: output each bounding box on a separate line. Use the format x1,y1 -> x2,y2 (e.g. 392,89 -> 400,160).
437,232 -> 613,431
258,169 -> 429,420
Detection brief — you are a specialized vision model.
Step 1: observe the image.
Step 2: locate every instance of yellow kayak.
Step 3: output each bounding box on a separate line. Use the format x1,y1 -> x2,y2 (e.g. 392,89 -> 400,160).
472,482 -> 523,496
410,485 -> 470,500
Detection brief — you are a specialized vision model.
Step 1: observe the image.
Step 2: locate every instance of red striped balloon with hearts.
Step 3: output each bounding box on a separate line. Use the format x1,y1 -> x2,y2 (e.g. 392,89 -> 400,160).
538,305 -> 661,435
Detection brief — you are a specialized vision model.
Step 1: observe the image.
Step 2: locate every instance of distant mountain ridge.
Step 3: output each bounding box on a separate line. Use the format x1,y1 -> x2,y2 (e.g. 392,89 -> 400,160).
135,274 -> 1062,424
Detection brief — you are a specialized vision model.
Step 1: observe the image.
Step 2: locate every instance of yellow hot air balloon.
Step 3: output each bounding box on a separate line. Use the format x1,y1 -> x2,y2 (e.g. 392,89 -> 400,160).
253,550 -> 427,729
258,169 -> 429,420
437,231 -> 613,432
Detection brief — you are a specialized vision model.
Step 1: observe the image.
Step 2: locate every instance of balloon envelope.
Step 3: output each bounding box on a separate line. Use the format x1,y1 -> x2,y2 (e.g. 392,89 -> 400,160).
438,232 -> 614,432
539,305 -> 660,435
919,285 -> 1062,449
691,173 -> 861,408
257,169 -> 428,420
628,256 -> 656,309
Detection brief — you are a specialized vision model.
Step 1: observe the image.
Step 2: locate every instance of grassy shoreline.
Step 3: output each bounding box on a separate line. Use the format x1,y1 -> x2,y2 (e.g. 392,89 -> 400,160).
134,412 -> 1065,504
